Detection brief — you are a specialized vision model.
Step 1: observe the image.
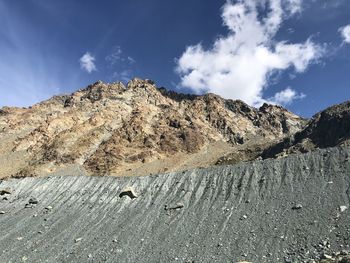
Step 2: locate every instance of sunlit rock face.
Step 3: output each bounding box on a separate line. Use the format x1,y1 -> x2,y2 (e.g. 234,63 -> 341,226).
0,78 -> 305,178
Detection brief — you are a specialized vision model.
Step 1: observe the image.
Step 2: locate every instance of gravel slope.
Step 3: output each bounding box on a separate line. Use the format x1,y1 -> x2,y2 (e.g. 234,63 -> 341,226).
0,147 -> 350,263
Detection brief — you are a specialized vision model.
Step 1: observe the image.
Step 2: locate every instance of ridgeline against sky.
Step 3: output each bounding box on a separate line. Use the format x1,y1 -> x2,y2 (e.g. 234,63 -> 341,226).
0,0 -> 350,116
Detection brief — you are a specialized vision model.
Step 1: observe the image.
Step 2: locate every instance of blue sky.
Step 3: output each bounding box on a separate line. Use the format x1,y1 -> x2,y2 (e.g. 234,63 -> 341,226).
0,0 -> 349,117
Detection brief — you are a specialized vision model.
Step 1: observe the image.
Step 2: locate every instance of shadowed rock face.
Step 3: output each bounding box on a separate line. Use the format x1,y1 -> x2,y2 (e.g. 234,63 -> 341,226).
263,101 -> 350,159
0,78 -> 305,178
0,146 -> 349,262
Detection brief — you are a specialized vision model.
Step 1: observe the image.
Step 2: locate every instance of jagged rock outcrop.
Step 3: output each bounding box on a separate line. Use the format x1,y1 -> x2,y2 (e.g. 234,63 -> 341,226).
263,101 -> 350,159
0,78 -> 305,178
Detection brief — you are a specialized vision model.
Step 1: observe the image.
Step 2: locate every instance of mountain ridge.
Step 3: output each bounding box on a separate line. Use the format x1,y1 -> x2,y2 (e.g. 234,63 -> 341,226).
0,78 -> 305,178
262,100 -> 350,159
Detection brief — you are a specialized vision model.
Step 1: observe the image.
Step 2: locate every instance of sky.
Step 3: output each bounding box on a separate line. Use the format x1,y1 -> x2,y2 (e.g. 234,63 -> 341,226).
0,0 -> 349,117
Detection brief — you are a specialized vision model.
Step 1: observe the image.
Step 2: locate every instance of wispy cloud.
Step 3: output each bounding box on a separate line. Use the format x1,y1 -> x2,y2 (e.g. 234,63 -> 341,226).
176,0 -> 323,106
339,25 -> 350,44
127,56 -> 136,64
112,69 -> 133,82
105,46 -> 136,82
105,46 -> 123,66
79,52 -> 97,73
105,46 -> 136,66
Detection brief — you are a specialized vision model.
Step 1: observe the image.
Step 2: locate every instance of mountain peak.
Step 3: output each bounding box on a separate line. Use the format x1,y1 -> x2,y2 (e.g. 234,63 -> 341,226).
0,79 -> 305,178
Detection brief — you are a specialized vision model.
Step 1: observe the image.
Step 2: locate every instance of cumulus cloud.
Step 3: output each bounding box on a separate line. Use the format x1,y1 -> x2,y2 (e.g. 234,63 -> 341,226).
339,25 -> 350,43
176,0 -> 323,106
79,52 -> 97,73
269,87 -> 305,105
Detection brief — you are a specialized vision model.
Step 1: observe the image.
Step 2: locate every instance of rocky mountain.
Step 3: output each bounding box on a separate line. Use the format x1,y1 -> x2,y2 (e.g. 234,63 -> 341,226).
0,78 -> 305,179
1,79 -> 350,263
263,101 -> 350,159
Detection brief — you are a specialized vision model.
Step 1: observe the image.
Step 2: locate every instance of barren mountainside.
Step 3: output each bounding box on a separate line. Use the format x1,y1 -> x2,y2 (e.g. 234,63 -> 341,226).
0,78 -> 306,178
1,79 -> 350,263
263,100 -> 350,159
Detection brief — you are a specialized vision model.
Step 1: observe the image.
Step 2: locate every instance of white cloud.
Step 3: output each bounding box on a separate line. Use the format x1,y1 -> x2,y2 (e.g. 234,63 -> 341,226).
286,0 -> 302,14
112,69 -> 132,82
176,0 -> 323,106
340,25 -> 350,43
105,46 -> 122,66
127,56 -> 136,64
105,46 -> 135,66
268,87 -> 305,105
79,52 -> 97,73
105,46 -> 136,82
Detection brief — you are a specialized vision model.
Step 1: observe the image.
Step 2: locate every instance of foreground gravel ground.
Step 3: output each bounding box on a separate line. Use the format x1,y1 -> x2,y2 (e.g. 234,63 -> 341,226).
0,147 -> 349,263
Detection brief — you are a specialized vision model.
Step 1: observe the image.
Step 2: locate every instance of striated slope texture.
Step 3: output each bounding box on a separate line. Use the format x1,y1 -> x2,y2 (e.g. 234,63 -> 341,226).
0,146 -> 349,262
0,78 -> 305,178
263,100 -> 350,159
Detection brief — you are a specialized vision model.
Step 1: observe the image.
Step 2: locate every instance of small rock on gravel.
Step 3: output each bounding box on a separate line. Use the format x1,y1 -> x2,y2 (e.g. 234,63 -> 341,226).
28,198 -> 39,205
75,238 -> 83,243
119,187 -> 137,199
292,204 -> 303,210
165,203 -> 184,211
340,206 -> 348,212
321,253 -> 333,260
0,188 -> 12,195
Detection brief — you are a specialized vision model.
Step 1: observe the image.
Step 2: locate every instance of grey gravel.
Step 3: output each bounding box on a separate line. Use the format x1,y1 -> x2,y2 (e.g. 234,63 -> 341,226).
0,146 -> 349,262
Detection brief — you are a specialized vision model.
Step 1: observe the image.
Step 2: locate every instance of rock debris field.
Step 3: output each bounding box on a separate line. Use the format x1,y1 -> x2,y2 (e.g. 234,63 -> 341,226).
0,146 -> 350,263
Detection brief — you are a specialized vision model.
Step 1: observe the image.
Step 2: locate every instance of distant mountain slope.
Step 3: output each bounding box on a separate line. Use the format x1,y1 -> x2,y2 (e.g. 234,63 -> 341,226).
0,78 -> 304,178
263,101 -> 350,159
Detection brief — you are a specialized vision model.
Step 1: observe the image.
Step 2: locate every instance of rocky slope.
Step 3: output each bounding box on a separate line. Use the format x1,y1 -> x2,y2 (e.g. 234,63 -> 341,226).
0,146 -> 349,262
0,78 -> 305,178
263,101 -> 350,159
